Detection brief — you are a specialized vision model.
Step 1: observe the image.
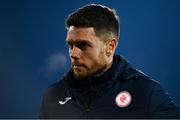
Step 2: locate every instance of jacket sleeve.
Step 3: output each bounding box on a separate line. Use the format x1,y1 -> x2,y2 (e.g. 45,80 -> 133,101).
149,81 -> 180,118
39,92 -> 48,118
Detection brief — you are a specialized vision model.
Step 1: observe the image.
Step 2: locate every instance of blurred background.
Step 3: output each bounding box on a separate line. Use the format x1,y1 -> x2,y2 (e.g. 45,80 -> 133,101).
0,0 -> 179,118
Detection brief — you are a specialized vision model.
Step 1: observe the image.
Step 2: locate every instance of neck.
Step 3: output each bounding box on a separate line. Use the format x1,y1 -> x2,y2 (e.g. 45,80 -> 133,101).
94,57 -> 113,77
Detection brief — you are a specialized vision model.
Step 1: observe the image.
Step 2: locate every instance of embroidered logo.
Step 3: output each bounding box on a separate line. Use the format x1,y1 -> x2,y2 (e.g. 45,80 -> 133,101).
59,97 -> 72,105
115,91 -> 131,108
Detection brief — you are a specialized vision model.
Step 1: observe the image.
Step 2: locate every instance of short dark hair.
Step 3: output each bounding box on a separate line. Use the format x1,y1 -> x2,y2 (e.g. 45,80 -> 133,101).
66,4 -> 120,41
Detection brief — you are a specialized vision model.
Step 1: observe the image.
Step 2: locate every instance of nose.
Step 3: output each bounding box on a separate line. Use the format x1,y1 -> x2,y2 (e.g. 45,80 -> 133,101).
69,46 -> 81,59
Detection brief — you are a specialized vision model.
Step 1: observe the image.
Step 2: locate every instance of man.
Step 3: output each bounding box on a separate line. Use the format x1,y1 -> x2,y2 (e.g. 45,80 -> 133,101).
40,4 -> 180,118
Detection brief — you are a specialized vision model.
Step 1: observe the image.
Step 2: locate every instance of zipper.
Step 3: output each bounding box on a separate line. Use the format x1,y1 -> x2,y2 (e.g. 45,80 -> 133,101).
85,90 -> 92,118
85,104 -> 91,118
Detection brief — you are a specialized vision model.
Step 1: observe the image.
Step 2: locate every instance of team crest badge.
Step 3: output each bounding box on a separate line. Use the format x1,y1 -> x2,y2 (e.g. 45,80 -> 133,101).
115,91 -> 132,108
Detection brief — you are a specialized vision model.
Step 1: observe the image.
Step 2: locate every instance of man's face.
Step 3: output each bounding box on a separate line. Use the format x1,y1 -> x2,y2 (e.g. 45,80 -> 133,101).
66,26 -> 108,79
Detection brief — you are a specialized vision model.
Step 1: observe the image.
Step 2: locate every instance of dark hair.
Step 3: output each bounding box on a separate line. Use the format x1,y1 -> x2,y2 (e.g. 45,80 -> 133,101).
66,4 -> 120,40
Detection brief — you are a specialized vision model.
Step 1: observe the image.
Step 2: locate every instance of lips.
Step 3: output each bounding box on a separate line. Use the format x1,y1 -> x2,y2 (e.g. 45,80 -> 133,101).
73,64 -> 83,68
72,62 -> 84,68
73,65 -> 84,71
73,65 -> 83,69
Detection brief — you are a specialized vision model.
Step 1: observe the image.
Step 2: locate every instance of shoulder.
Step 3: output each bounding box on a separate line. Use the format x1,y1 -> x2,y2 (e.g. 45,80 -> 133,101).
42,70 -> 74,102
42,78 -> 68,101
120,61 -> 161,94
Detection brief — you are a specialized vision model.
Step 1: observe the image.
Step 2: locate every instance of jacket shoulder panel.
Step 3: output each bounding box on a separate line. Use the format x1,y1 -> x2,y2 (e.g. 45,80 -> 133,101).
42,79 -> 68,102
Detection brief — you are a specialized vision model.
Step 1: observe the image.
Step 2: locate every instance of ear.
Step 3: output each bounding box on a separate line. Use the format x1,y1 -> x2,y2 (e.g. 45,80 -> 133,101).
105,39 -> 117,57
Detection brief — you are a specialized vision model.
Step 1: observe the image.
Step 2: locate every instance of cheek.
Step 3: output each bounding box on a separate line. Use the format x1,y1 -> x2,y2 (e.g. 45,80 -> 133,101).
80,53 -> 97,68
86,44 -> 104,58
82,44 -> 106,66
86,50 -> 105,66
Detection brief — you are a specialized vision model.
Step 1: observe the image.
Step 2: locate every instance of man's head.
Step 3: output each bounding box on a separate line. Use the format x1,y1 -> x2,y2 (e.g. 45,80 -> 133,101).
65,4 -> 120,79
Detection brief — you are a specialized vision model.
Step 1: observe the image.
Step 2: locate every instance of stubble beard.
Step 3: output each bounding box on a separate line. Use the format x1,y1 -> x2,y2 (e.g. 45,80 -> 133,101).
72,46 -> 108,79
73,57 -> 107,80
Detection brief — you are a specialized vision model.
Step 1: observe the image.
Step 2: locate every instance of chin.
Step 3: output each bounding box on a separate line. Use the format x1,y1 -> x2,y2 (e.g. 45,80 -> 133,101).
74,72 -> 89,80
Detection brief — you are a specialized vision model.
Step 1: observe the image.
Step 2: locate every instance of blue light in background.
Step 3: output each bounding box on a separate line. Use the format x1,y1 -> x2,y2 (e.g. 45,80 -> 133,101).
0,0 -> 179,118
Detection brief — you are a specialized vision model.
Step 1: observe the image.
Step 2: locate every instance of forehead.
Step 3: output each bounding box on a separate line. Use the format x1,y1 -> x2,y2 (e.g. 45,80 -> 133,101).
66,26 -> 98,42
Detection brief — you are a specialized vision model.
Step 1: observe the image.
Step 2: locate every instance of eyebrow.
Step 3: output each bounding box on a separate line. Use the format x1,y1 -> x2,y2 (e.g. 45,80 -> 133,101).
66,39 -> 92,46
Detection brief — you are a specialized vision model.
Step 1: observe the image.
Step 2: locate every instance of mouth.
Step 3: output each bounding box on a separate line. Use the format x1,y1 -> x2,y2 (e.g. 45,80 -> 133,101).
73,64 -> 83,68
72,62 -> 84,69
73,65 -> 84,72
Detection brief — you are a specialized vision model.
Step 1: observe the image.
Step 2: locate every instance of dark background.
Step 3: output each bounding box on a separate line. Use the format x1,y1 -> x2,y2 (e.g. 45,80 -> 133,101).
0,0 -> 179,118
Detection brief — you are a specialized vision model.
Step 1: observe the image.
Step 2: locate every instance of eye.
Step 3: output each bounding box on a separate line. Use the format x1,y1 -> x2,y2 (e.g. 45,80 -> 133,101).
76,42 -> 87,50
66,42 -> 73,49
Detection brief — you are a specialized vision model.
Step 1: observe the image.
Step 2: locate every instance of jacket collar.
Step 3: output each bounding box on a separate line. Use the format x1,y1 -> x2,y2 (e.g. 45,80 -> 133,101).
65,55 -> 127,91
